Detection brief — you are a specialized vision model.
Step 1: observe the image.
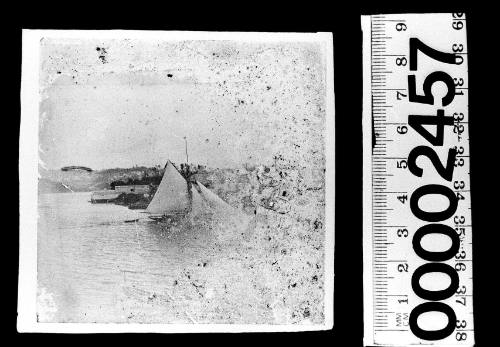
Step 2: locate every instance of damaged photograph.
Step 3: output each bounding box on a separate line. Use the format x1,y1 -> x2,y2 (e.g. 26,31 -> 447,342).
18,30 -> 334,332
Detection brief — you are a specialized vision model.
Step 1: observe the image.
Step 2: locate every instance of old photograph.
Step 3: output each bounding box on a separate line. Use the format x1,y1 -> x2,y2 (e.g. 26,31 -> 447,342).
18,30 -> 334,332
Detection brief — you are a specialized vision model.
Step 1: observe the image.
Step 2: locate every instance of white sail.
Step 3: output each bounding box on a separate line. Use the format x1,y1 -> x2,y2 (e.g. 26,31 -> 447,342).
194,181 -> 252,237
146,161 -> 190,215
195,181 -> 235,211
190,184 -> 206,212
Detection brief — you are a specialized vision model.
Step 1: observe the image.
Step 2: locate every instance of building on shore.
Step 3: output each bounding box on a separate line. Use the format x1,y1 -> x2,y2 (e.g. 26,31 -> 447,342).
91,185 -> 152,204
90,190 -> 122,203
114,185 -> 150,194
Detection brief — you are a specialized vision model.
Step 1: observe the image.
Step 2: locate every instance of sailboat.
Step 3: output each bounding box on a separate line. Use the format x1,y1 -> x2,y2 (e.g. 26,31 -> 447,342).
145,160 -> 234,223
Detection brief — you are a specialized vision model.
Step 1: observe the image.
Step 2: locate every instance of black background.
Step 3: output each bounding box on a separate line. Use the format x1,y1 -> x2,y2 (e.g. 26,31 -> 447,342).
8,3 -> 494,345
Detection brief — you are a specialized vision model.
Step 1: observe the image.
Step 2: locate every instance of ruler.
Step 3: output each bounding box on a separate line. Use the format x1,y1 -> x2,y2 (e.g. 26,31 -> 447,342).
362,14 -> 473,346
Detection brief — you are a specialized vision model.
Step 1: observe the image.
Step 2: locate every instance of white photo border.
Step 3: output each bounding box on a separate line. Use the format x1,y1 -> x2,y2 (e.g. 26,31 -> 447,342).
18,30 -> 334,333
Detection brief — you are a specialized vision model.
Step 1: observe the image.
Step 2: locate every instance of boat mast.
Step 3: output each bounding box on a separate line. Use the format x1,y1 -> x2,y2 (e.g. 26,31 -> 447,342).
184,136 -> 189,163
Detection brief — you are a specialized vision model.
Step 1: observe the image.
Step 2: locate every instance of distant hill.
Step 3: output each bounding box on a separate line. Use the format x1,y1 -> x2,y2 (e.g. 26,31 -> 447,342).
39,166 -> 161,193
39,164 -> 210,194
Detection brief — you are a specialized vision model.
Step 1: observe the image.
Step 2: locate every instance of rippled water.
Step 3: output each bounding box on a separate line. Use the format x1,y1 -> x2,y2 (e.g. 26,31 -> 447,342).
37,192 -> 244,323
37,192 -> 323,325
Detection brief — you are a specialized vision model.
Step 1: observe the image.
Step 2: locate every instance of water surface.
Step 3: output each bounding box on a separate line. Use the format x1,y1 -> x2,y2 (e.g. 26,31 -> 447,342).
38,192 -> 265,323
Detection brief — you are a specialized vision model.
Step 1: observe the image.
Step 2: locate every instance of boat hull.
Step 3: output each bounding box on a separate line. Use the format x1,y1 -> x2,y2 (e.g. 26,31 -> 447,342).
147,212 -> 187,225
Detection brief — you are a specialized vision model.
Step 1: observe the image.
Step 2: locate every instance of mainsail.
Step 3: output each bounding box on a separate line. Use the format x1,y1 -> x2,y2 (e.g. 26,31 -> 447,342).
146,161 -> 191,215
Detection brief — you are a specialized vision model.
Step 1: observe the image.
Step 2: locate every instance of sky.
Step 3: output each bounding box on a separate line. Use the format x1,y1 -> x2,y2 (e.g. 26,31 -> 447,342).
38,36 -> 327,170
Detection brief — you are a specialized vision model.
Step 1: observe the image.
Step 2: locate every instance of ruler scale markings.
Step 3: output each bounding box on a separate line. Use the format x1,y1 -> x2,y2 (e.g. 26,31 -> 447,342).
363,13 -> 473,347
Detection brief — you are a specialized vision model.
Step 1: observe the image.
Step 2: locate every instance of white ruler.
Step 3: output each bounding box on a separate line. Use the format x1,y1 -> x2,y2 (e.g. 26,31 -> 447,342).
362,14 -> 473,346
